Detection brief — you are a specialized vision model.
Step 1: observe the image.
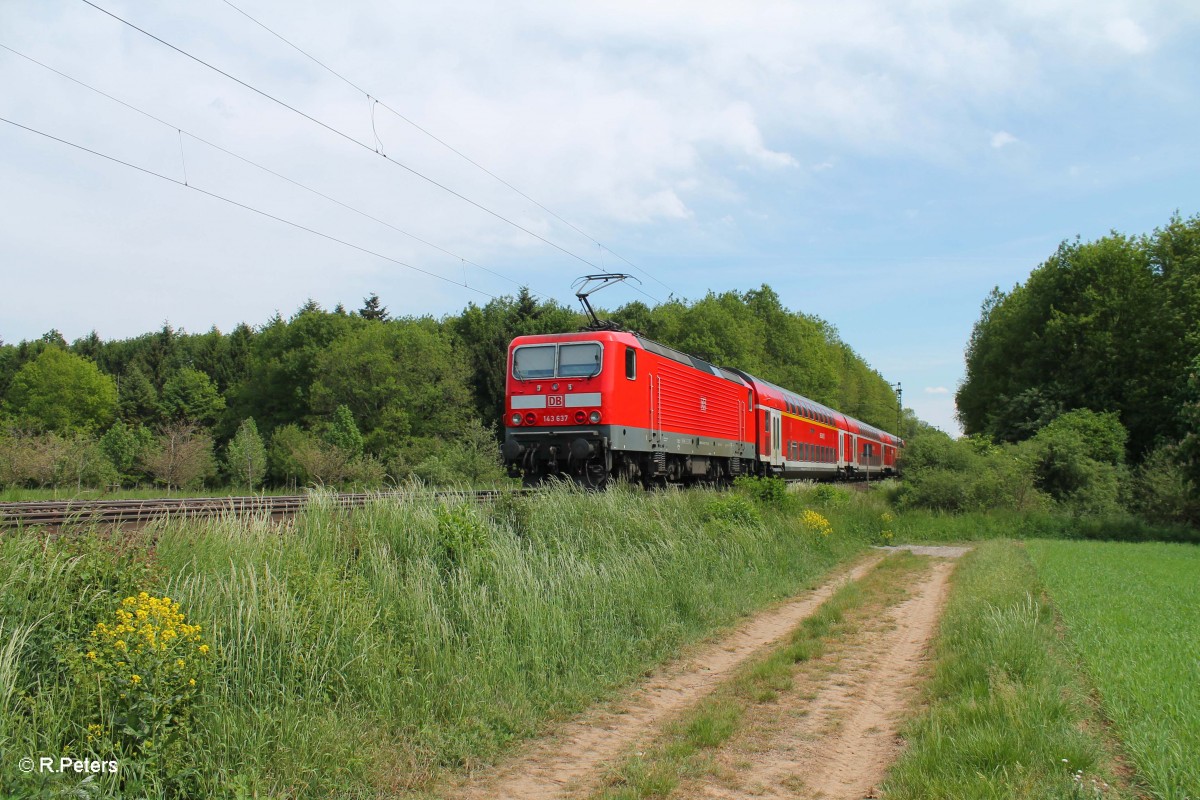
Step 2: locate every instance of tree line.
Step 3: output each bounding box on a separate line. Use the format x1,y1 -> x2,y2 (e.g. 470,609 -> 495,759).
902,212 -> 1200,527
0,286 -> 906,492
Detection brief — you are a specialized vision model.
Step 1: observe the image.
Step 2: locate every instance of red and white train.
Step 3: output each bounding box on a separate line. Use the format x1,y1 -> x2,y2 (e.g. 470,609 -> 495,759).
501,329 -> 903,487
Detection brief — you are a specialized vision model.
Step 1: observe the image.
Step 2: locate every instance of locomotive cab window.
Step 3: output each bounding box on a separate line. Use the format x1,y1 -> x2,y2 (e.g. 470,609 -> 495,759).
558,343 -> 602,378
514,342 -> 603,380
625,347 -> 636,380
513,345 -> 556,379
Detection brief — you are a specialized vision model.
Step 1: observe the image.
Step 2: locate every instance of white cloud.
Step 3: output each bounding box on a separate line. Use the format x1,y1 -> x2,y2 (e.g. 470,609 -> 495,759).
0,0 -> 1198,342
991,131 -> 1019,149
924,386 -> 950,394
1105,17 -> 1151,54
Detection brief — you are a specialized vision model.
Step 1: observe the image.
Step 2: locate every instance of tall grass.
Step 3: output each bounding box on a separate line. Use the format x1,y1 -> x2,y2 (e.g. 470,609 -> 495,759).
1028,540 -> 1200,800
0,484 -> 870,798
882,541 -> 1126,799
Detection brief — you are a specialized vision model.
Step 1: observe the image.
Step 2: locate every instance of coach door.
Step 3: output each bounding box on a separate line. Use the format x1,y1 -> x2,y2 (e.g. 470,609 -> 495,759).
768,408 -> 783,470
842,433 -> 853,467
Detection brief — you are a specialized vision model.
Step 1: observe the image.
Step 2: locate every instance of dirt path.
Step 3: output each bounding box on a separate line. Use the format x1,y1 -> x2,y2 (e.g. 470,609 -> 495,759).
689,557 -> 957,800
443,554 -> 887,800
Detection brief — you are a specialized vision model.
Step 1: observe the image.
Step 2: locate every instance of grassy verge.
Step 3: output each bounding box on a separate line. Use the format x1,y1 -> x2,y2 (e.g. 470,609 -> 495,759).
592,550 -> 929,800
0,484 -> 870,799
1027,540 -> 1200,800
881,540 -> 1130,799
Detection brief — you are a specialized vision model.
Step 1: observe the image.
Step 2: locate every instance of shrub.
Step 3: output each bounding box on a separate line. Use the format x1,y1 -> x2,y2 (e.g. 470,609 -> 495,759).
1125,443 -> 1200,527
807,484 -> 852,507
702,495 -> 762,527
433,502 -> 491,568
733,476 -> 789,507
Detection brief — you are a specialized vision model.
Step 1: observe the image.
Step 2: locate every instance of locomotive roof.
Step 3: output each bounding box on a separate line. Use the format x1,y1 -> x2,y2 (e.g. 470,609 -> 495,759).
632,335 -> 749,387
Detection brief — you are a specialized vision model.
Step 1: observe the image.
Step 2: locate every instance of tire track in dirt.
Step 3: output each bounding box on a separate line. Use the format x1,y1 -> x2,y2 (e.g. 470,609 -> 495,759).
691,556 -> 957,800
442,554 -> 887,800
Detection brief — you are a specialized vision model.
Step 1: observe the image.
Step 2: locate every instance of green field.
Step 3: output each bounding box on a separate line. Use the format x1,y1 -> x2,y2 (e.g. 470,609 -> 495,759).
1028,540 -> 1200,800
881,540 -> 1120,799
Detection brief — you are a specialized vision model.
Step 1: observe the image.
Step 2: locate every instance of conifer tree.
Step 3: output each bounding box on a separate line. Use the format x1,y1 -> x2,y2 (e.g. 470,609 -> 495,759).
359,293 -> 390,321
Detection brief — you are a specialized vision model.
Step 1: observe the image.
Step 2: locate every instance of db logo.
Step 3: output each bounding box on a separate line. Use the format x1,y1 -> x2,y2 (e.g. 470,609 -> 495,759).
548,395 -> 565,407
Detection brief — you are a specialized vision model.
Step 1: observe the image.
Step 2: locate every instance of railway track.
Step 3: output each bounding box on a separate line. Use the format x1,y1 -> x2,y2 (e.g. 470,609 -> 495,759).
0,477 -> 886,530
0,489 -> 519,530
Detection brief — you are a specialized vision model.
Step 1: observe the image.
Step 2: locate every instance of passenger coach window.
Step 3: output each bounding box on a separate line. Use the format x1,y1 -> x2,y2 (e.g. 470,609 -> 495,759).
558,342 -> 603,378
513,345 -> 556,379
625,347 -> 636,379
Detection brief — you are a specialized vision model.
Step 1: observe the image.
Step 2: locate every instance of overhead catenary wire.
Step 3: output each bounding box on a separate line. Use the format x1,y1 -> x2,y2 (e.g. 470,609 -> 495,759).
75,0 -> 661,301
0,115 -> 502,301
218,0 -> 676,297
0,42 -> 551,299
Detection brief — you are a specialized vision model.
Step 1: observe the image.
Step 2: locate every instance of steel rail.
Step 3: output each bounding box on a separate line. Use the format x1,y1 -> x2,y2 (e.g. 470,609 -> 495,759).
0,489 -> 523,529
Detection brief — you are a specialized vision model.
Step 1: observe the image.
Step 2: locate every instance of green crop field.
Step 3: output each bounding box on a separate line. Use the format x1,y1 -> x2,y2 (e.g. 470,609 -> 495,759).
1028,540 -> 1200,800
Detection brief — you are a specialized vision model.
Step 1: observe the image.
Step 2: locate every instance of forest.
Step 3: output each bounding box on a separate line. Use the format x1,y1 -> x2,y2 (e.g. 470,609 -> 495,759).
0,285 -> 906,492
905,212 -> 1200,528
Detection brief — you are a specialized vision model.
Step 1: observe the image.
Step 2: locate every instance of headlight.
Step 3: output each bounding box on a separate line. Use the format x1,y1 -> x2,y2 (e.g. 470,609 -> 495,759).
589,411 -> 601,423
511,413 -> 522,425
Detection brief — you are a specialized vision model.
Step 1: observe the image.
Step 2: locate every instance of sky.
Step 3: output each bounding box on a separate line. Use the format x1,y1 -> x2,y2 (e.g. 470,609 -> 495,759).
3,1 -> 1200,435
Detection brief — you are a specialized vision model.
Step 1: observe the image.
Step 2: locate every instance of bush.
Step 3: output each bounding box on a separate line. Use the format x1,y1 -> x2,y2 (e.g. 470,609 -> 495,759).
1019,411 -> 1128,515
702,495 -> 762,526
0,430 -> 118,490
733,476 -> 789,507
433,502 -> 491,569
1126,443 -> 1200,527
806,484 -> 852,507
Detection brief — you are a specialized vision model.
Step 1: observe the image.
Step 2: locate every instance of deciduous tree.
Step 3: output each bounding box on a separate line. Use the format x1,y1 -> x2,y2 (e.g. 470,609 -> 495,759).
225,418 -> 268,490
141,422 -> 215,490
3,348 -> 117,433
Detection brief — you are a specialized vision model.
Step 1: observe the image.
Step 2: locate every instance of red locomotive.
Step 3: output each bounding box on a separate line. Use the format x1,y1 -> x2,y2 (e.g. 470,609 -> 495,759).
500,280 -> 903,487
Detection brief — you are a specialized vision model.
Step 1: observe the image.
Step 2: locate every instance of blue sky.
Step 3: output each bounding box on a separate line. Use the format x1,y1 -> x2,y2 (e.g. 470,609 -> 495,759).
3,0 -> 1199,434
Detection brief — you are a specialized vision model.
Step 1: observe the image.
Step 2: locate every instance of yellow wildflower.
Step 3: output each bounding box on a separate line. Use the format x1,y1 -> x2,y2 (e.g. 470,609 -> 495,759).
131,674 -> 142,685
800,509 -> 834,537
